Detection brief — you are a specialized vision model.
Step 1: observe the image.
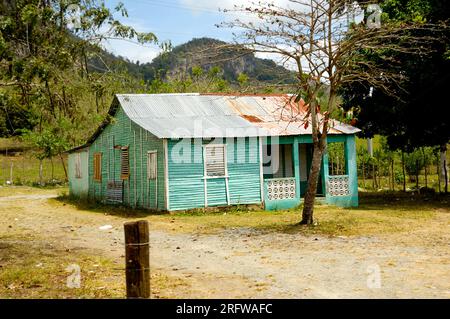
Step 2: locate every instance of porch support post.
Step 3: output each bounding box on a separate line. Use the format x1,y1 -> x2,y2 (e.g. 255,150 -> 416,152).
323,140 -> 330,201
258,137 -> 264,205
163,139 -> 170,210
345,135 -> 359,206
293,137 -> 301,201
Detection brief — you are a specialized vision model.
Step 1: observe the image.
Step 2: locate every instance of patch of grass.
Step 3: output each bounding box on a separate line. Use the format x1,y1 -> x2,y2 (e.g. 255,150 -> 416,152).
0,234 -> 189,299
54,188 -> 448,237
150,273 -> 189,299
0,153 -> 67,186
30,186 -> 449,238
145,192 -> 448,237
0,137 -> 27,150
0,237 -> 124,298
0,186 -> 67,197
54,194 -> 159,219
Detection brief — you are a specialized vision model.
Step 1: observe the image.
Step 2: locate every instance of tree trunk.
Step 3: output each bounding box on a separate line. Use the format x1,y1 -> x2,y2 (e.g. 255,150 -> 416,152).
10,162 -> 13,184
401,151 -> 406,192
330,156 -> 334,175
375,161 -> 379,189
95,92 -> 100,114
337,156 -> 340,175
439,144 -> 448,193
372,161 -> 376,189
50,157 -> 54,180
362,160 -> 366,189
22,155 -> 25,177
391,159 -> 395,191
415,159 -> 419,189
300,143 -> 324,225
377,162 -> 381,189
59,153 -> 68,181
422,148 -> 427,188
424,163 -> 427,188
437,153 -> 441,193
39,160 -> 43,185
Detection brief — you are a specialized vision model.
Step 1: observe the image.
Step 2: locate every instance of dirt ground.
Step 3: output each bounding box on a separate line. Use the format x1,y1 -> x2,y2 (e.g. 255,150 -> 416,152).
0,187 -> 449,298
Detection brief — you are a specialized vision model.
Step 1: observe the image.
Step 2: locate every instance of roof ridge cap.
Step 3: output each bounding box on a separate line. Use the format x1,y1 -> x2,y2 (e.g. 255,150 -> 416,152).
116,93 -> 201,97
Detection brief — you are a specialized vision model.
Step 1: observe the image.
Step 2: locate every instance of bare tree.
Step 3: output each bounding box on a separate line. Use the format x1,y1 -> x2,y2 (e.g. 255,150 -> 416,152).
220,0 -> 439,224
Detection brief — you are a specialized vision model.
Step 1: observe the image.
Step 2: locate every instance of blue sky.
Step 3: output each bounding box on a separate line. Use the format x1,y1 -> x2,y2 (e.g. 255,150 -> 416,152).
103,0 -> 246,63
101,0 -> 363,68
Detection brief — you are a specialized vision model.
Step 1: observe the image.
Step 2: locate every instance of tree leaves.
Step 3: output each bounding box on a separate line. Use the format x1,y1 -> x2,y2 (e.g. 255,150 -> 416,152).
0,0 -> 158,155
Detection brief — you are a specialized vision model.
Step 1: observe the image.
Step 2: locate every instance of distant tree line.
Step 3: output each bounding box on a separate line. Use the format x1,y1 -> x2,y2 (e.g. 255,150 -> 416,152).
341,0 -> 450,192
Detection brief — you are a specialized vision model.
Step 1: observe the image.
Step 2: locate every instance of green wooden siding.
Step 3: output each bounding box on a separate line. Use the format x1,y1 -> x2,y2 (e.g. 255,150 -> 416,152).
87,107 -> 166,209
68,149 -> 89,198
206,179 -> 227,206
80,105 -> 358,210
228,137 -> 261,205
167,138 -> 205,210
167,137 -> 263,211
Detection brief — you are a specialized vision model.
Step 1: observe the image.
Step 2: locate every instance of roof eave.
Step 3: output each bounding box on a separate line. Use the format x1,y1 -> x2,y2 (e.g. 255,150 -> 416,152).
64,96 -> 121,153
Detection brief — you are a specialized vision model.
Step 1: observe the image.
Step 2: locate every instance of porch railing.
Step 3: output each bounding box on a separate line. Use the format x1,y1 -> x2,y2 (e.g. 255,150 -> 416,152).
327,175 -> 350,196
266,177 -> 296,201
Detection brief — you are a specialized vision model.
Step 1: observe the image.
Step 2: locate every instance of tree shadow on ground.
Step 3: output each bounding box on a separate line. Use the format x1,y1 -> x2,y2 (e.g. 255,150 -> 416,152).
354,191 -> 450,212
55,194 -> 167,218
259,191 -> 449,236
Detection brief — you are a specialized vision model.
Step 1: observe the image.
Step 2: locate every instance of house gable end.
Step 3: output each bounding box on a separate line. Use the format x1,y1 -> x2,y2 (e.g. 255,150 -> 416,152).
87,106 -> 166,210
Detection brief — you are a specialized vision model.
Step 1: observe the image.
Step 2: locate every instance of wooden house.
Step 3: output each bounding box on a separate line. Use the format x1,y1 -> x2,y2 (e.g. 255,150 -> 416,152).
67,93 -> 360,211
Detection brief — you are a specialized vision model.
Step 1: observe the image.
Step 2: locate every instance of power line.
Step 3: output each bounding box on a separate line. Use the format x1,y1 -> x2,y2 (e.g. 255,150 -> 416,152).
129,0 -> 224,15
123,0 -> 255,17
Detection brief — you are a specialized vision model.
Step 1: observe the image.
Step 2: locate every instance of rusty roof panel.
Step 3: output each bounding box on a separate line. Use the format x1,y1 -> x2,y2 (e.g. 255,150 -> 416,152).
115,94 -> 360,138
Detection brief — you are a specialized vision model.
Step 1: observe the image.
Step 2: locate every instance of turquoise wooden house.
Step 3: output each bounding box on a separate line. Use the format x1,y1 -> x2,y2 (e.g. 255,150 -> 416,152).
67,93 -> 360,211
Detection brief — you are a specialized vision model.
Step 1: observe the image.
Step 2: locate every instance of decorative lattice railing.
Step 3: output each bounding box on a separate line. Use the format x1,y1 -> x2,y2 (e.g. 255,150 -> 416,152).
266,178 -> 296,201
327,175 -> 350,196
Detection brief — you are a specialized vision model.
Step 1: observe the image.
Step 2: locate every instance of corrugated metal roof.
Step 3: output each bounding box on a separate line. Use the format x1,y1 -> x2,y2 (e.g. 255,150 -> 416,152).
116,93 -> 360,138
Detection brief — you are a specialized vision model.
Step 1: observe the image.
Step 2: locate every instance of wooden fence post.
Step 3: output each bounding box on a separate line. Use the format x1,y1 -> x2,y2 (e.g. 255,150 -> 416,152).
124,220 -> 150,298
10,162 -> 13,184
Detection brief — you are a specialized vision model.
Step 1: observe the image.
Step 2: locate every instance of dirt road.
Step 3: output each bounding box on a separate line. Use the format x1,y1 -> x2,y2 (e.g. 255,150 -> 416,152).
1,191 -> 449,298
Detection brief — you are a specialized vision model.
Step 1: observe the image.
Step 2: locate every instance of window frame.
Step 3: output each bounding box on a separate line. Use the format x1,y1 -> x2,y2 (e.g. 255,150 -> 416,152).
93,152 -> 102,182
120,147 -> 130,180
203,144 -> 228,178
75,152 -> 82,179
147,150 -> 157,180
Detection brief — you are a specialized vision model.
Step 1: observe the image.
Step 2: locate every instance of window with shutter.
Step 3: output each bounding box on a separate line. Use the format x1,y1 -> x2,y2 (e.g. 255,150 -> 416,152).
121,147 -> 129,180
75,153 -> 82,178
147,151 -> 157,180
93,153 -> 102,182
205,145 -> 226,177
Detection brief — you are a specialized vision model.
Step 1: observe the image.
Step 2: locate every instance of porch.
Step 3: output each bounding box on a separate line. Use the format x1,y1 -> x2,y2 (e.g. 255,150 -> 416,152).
262,135 -> 358,210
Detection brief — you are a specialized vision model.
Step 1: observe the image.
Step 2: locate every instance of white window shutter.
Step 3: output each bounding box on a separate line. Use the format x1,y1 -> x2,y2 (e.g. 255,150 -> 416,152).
205,146 -> 226,177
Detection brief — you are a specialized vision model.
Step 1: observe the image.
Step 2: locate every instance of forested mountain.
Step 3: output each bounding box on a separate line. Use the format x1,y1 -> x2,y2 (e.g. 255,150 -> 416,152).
89,38 -> 296,85
137,38 -> 296,84
0,0 -> 156,147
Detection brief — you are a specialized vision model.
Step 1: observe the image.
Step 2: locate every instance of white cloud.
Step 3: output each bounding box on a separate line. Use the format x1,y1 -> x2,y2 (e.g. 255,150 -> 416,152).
97,14 -> 162,64
179,0 -> 250,13
255,51 -> 297,71
179,0 -> 295,13
102,39 -> 162,64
